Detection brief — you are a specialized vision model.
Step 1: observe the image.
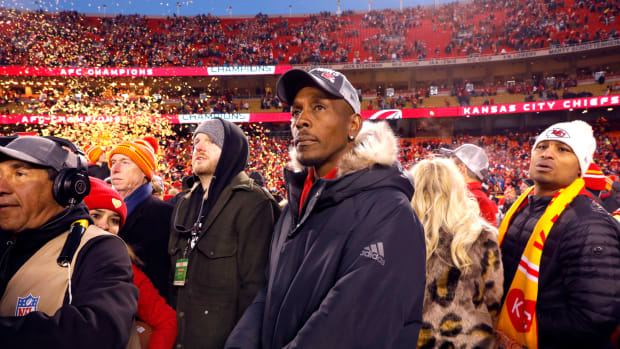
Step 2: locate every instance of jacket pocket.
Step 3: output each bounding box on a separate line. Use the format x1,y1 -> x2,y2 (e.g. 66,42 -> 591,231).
192,236 -> 238,290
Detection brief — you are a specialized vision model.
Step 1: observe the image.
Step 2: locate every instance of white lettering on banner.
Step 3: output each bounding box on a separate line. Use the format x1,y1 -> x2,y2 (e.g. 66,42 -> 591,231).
207,66 -> 276,76
178,113 -> 250,123
461,95 -> 620,116
51,68 -> 158,77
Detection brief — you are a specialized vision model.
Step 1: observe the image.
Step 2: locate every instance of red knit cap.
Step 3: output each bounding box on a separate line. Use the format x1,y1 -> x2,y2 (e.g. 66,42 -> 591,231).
583,162 -> 607,191
108,141 -> 156,180
83,176 -> 127,228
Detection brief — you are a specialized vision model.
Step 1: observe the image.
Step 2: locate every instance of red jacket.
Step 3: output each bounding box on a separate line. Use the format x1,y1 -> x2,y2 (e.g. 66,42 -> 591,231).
467,182 -> 498,226
133,264 -> 177,349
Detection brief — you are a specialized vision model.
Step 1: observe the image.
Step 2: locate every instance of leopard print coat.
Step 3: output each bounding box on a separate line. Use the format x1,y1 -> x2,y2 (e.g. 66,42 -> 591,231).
417,228 -> 503,349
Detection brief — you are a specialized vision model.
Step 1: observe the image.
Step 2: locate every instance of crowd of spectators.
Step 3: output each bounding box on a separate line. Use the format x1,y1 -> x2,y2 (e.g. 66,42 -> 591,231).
1,112 -> 619,210
138,123 -> 620,207
0,0 -> 618,67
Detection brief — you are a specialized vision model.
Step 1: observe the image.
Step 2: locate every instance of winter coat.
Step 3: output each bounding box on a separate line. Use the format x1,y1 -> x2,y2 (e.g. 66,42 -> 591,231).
0,204 -> 138,348
169,118 -> 280,349
501,194 -> 620,348
133,264 -> 177,349
120,195 -> 173,301
226,121 -> 426,349
417,228 -> 503,349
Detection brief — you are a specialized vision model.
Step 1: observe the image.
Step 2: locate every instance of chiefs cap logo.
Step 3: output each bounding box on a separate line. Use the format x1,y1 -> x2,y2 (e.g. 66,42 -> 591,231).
321,72 -> 335,83
546,128 -> 569,138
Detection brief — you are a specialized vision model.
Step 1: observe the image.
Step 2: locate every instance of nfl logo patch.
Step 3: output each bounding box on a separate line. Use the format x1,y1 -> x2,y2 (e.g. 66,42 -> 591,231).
15,294 -> 39,316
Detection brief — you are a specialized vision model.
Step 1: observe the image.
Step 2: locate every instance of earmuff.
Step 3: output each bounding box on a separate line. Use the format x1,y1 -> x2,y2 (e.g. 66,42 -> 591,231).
44,136 -> 91,207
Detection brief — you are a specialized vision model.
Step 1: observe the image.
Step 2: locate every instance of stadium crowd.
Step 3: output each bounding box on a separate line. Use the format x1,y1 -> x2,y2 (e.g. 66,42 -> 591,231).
0,0 -> 619,347
0,0 -> 618,67
11,117 -> 614,208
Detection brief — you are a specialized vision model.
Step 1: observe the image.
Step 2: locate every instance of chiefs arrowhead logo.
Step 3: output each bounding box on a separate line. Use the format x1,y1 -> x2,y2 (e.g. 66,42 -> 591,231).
112,198 -> 123,208
547,128 -> 569,138
321,72 -> 335,83
506,289 -> 536,333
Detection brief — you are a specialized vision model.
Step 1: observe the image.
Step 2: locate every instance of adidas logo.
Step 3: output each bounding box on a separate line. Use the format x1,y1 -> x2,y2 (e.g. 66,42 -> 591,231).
360,242 -> 385,266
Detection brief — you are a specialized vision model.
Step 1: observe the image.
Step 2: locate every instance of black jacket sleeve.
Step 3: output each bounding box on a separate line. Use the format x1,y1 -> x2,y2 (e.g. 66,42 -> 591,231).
225,287 -> 267,349
0,235 -> 139,349
235,197 -> 278,320
537,216 -> 620,348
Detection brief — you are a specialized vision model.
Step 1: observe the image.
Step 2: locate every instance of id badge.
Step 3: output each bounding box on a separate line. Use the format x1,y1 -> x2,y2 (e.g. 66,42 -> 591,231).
174,258 -> 188,286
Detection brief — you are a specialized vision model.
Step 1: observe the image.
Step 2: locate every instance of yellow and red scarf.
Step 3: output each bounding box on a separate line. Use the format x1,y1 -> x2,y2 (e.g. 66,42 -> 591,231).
496,178 -> 585,349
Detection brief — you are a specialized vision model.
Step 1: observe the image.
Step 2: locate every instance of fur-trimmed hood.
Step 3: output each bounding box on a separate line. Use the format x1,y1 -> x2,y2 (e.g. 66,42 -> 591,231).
284,121 -> 413,214
288,120 -> 400,177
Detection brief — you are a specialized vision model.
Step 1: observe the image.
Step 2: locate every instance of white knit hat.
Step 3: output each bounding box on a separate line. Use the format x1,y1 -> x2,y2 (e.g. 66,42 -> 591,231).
533,120 -> 596,177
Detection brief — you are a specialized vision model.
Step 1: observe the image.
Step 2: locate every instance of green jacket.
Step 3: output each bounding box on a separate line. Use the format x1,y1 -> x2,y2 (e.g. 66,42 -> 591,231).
169,171 -> 279,349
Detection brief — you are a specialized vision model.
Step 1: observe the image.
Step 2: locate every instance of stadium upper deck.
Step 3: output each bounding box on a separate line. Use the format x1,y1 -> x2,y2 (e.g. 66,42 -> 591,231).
0,0 -> 617,67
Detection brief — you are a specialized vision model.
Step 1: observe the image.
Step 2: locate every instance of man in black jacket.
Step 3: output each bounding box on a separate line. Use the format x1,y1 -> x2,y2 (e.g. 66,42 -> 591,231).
169,118 -> 279,349
108,137 -> 173,300
226,68 -> 426,348
498,120 -> 620,348
0,136 -> 138,348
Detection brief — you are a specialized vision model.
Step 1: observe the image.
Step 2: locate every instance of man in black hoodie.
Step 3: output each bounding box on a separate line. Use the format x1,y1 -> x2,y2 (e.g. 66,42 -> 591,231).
0,136 -> 138,348
226,68 -> 426,348
169,118 -> 280,349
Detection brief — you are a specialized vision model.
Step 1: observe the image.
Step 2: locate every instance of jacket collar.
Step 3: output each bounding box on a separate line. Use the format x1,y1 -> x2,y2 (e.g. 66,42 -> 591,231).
288,121 -> 399,178
176,171 -> 253,235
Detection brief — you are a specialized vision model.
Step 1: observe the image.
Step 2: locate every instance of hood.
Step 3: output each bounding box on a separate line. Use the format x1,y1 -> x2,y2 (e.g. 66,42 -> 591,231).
286,121 -> 414,210
196,119 -> 249,211
288,120 -> 399,177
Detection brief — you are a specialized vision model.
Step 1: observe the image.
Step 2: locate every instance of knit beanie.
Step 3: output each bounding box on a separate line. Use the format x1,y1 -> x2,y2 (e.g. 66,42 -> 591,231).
85,145 -> 105,163
193,119 -> 225,148
583,162 -> 607,191
108,141 -> 156,180
83,176 -> 127,228
135,136 -> 159,155
533,120 -> 596,177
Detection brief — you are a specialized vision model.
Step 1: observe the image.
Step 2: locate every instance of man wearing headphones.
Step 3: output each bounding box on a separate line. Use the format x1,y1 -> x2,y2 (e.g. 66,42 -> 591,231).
0,136 -> 138,348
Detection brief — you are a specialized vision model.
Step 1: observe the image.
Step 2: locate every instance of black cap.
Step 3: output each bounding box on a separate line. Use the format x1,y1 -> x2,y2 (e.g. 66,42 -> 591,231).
276,68 -> 361,114
0,136 -> 76,171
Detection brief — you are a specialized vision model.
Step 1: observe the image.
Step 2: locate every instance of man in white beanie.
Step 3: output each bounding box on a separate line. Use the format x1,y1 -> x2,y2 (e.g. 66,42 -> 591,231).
496,120 -> 620,348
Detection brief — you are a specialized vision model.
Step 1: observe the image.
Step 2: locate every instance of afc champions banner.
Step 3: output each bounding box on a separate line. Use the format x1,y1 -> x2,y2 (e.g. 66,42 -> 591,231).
2,95 -> 619,124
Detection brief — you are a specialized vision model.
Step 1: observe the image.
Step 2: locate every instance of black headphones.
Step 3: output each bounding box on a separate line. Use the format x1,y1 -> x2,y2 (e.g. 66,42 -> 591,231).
43,136 -> 91,207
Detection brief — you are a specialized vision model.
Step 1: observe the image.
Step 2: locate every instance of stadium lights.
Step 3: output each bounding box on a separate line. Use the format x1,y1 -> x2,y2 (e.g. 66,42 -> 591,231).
582,109 -> 588,114
608,108 -> 614,111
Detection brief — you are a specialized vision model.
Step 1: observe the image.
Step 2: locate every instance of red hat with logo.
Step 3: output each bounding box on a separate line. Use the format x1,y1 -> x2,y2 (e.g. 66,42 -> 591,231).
83,176 -> 127,228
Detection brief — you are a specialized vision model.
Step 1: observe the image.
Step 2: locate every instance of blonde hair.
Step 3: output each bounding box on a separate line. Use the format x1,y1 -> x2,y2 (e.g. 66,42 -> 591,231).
409,158 -> 496,273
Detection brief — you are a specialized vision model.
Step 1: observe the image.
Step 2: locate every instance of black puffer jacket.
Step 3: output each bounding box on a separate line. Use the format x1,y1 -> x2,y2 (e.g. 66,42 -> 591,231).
501,194 -> 620,348
226,121 -> 426,349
